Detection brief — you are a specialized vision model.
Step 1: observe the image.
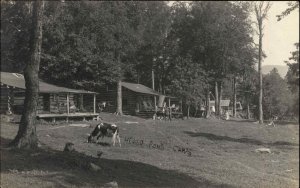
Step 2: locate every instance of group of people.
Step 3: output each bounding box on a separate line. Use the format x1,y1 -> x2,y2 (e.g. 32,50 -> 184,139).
200,104 -> 230,120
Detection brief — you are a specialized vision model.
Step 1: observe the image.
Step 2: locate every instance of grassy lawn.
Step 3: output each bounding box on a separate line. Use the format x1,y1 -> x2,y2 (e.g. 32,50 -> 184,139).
1,113 -> 299,188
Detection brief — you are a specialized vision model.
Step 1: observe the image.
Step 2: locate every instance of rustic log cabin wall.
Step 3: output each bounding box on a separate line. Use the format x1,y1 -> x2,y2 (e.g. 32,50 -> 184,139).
122,88 -> 138,115
1,72 -> 97,116
0,85 -> 9,113
1,88 -> 80,115
97,86 -> 156,115
13,89 -> 25,114
36,93 -> 79,114
96,87 -> 117,113
0,85 -> 24,114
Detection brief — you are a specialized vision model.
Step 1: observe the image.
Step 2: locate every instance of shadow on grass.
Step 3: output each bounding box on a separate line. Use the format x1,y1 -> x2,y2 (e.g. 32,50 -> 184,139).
225,119 -> 257,124
96,142 -> 111,147
226,118 -> 299,126
1,137 -> 234,188
184,131 -> 299,148
88,140 -> 111,147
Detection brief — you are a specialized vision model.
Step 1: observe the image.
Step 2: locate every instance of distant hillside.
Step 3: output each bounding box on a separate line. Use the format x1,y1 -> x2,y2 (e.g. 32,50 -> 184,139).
262,65 -> 289,78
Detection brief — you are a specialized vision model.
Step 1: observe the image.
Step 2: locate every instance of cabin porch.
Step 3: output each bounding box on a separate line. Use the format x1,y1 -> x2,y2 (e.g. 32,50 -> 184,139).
36,112 -> 99,122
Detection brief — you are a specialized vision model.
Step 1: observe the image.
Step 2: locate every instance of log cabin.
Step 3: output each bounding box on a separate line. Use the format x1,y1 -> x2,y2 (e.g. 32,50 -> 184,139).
0,72 -> 98,122
97,81 -> 183,118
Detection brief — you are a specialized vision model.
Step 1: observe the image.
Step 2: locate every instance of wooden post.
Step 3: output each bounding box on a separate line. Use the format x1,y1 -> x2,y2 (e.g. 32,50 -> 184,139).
79,94 -> 84,111
187,104 -> 190,119
206,90 -> 211,118
152,69 -> 155,89
67,93 -> 69,115
154,96 -> 157,112
180,99 -> 183,112
215,81 -> 219,116
48,93 -> 51,113
219,82 -> 223,116
247,103 -> 250,119
152,69 -> 157,111
233,77 -> 236,118
168,97 -> 171,118
55,94 -> 59,113
93,94 -> 96,114
7,85 -> 12,115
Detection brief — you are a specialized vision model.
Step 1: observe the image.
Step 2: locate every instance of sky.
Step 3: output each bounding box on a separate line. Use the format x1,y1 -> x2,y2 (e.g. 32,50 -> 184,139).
261,1 -> 299,66
167,1 -> 299,67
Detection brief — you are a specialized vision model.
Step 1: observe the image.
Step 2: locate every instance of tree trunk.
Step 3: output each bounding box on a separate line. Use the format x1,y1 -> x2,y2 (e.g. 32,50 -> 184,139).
258,29 -> 263,124
152,68 -> 156,111
115,38 -> 123,115
194,104 -> 198,117
247,103 -> 250,119
255,2 -> 270,124
233,77 -> 237,118
205,90 -> 210,118
215,81 -> 219,116
10,0 -> 44,149
115,45 -> 123,115
218,81 -> 222,116
159,80 -> 162,94
116,79 -> 123,115
187,104 -> 190,119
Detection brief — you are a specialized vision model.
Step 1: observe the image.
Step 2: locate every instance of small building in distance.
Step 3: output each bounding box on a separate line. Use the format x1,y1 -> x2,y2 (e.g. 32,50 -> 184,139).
209,100 -> 231,114
209,99 -> 243,115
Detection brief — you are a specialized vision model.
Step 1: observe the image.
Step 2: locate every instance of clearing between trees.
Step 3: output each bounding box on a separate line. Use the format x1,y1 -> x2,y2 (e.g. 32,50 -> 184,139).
1,113 -> 299,188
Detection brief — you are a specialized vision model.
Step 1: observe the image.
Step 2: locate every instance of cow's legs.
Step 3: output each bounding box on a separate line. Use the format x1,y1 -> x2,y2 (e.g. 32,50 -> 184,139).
117,135 -> 121,147
112,132 -> 117,146
96,134 -> 104,143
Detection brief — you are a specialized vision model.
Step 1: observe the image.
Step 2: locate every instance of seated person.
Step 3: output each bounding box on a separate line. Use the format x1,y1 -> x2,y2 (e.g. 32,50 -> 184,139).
69,101 -> 77,113
268,115 -> 278,127
98,102 -> 106,113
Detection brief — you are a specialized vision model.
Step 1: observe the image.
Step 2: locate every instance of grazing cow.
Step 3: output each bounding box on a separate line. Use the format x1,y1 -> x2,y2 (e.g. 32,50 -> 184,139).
87,122 -> 121,147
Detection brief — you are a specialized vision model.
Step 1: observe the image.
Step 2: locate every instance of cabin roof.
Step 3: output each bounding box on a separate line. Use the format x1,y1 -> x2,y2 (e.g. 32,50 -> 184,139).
209,100 -> 231,107
0,72 -> 96,94
121,82 -> 160,96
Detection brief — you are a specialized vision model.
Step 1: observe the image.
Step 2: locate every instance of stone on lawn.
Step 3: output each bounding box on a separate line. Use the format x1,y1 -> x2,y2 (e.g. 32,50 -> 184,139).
90,162 -> 102,171
102,181 -> 118,188
63,142 -> 75,152
255,148 -> 271,154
